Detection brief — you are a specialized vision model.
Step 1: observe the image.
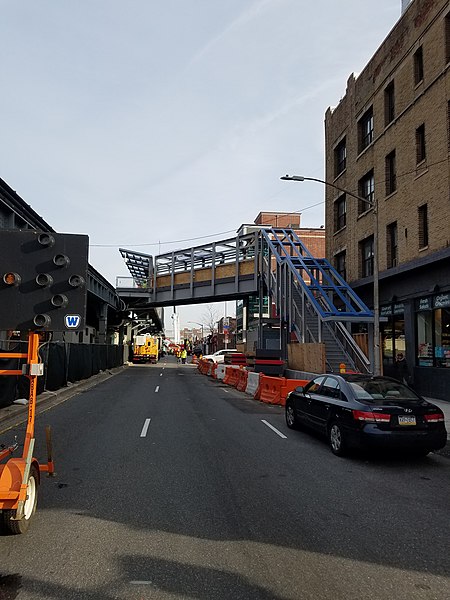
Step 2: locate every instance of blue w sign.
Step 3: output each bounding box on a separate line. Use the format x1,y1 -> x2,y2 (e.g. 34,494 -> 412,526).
65,315 -> 81,329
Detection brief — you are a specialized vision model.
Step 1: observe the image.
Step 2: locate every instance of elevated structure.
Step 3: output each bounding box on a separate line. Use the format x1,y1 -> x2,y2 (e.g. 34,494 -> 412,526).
0,177 -> 126,341
118,228 -> 374,373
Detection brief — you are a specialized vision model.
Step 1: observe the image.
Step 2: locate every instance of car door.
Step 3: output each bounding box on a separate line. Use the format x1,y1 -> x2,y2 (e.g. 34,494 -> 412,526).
307,376 -> 342,432
296,376 -> 327,426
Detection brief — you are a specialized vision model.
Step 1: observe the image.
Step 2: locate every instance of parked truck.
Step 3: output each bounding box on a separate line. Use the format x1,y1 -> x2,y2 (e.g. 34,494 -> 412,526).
132,335 -> 159,364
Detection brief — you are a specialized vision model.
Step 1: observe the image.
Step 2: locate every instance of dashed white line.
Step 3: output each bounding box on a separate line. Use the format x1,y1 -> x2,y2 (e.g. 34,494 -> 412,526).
155,385 -> 160,393
130,581 -> 153,585
140,418 -> 151,438
261,420 -> 287,439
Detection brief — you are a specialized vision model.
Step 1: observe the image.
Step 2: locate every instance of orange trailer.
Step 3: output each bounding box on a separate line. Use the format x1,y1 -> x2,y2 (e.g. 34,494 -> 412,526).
0,333 -> 55,534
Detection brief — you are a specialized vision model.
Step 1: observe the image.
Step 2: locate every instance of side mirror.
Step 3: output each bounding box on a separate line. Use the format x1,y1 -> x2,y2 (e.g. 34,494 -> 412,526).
295,386 -> 304,393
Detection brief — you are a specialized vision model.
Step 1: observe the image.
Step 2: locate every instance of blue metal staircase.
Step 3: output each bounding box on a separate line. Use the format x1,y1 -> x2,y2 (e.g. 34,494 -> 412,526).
260,228 -> 372,373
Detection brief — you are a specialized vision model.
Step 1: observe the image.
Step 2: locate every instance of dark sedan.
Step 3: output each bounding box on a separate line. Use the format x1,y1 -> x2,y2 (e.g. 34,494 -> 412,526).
285,374 -> 447,457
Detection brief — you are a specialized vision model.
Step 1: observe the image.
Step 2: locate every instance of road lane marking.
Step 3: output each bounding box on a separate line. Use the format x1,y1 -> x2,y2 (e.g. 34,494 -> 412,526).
130,581 -> 153,585
155,386 -> 160,393
140,418 -> 151,437
261,420 -> 287,439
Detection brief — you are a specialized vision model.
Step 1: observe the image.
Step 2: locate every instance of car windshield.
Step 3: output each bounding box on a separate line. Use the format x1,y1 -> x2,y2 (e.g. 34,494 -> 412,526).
347,378 -> 420,403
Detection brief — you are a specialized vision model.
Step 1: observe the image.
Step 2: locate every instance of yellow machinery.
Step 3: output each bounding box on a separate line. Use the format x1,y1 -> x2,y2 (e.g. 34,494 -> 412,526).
132,335 -> 159,364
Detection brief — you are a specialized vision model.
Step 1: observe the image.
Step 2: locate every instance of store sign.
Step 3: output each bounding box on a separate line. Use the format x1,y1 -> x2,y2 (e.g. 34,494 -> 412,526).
434,293 -> 450,309
393,303 -> 405,315
416,297 -> 432,311
381,303 -> 404,317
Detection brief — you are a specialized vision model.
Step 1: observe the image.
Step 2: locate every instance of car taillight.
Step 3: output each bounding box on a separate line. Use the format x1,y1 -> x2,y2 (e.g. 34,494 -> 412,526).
424,413 -> 445,423
352,410 -> 391,423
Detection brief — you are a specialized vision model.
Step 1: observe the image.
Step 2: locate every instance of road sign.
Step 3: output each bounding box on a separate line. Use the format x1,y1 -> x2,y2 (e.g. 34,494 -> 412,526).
0,230 -> 88,331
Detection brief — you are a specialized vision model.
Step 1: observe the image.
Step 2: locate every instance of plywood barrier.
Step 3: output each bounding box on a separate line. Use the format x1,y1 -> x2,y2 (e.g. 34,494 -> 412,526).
156,259 -> 256,288
288,343 -> 325,373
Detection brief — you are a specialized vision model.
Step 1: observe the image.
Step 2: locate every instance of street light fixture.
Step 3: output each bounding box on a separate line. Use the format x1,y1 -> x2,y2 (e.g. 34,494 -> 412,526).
188,321 -> 205,340
280,174 -> 380,376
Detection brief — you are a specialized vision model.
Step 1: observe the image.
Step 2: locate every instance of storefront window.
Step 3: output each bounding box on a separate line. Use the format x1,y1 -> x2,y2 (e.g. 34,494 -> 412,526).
435,308 -> 450,368
417,310 -> 433,366
381,305 -> 405,364
382,320 -> 394,362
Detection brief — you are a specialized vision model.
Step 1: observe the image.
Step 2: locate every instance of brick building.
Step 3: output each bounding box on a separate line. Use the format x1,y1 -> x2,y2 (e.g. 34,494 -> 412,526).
254,211 -> 325,257
324,0 -> 450,397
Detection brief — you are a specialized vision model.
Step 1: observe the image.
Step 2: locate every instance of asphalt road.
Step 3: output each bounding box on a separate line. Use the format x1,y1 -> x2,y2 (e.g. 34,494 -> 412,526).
0,357 -> 449,600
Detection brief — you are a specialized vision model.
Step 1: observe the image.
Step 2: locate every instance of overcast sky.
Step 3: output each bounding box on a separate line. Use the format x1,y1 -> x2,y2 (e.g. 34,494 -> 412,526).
1,0 -> 401,329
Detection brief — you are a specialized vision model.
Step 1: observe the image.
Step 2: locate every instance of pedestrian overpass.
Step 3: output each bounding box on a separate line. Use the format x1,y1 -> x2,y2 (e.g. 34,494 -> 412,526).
116,228 -> 374,373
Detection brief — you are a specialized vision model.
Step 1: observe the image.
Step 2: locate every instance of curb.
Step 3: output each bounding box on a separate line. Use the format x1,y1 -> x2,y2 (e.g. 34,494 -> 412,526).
0,365 -> 128,434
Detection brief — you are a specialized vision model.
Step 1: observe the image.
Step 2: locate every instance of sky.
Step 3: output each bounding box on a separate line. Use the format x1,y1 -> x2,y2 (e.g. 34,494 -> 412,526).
0,0 -> 401,330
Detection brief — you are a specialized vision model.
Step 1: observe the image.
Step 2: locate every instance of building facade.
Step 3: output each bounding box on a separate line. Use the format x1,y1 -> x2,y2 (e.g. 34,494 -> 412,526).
325,0 -> 450,397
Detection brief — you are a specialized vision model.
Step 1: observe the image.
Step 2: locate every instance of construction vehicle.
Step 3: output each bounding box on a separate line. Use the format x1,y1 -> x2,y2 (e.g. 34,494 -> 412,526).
132,335 -> 159,364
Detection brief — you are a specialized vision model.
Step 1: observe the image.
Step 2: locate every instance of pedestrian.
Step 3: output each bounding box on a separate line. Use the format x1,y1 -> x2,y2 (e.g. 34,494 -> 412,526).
395,352 -> 409,385
176,350 -> 181,363
181,348 -> 187,364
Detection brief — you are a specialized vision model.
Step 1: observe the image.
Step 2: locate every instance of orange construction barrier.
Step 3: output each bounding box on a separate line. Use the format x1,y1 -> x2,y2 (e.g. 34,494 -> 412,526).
257,375 -> 286,405
223,366 -> 240,387
235,369 -> 248,391
280,379 -> 311,406
210,363 -> 218,378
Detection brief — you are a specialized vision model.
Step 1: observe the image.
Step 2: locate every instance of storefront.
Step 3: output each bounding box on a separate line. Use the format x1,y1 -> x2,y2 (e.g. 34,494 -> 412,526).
416,293 -> 450,369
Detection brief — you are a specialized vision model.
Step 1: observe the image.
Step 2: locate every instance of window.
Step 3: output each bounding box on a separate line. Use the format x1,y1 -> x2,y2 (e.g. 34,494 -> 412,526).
414,46 -> 424,85
382,314 -> 405,364
384,82 -> 395,125
385,150 -> 397,196
321,377 -> 341,399
416,124 -> 426,163
445,12 -> 450,64
334,138 -> 347,177
360,236 -> 374,278
416,296 -> 450,368
334,195 -> 346,231
305,376 -> 326,393
358,107 -> 374,152
386,222 -> 398,268
417,310 -> 433,366
418,204 -> 429,248
358,170 -> 374,213
335,251 -> 346,280
435,308 -> 450,367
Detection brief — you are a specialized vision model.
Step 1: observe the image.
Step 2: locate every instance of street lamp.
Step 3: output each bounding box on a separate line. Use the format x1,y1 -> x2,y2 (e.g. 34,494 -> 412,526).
280,174 -> 380,376
188,321 -> 205,341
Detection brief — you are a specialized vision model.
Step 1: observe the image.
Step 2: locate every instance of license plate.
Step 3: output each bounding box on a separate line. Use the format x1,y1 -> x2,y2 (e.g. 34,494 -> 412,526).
398,415 -> 416,426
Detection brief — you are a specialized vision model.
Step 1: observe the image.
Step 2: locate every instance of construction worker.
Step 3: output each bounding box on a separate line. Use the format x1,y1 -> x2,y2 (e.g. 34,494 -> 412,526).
181,348 -> 187,364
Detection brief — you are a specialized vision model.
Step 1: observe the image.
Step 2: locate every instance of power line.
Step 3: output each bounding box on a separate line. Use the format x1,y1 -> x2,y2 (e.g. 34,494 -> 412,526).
90,201 -> 325,248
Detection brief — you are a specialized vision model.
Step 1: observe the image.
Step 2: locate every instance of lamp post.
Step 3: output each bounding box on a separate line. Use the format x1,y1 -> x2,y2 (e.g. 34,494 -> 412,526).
280,174 -> 381,376
188,321 -> 205,346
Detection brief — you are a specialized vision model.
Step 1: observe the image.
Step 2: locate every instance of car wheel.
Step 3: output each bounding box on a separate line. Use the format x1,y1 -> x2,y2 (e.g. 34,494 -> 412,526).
328,421 -> 347,457
285,400 -> 301,430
